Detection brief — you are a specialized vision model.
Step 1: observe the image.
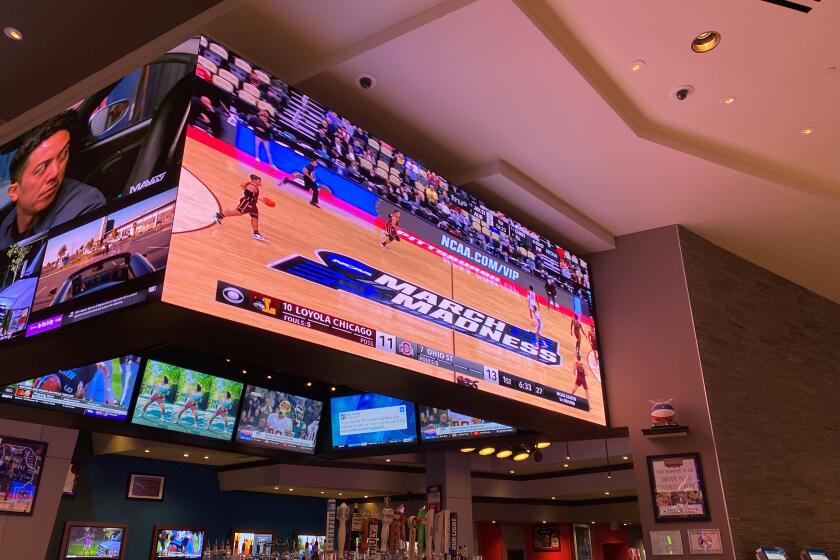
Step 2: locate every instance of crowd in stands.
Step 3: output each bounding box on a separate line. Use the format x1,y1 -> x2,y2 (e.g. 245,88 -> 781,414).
194,39 -> 591,302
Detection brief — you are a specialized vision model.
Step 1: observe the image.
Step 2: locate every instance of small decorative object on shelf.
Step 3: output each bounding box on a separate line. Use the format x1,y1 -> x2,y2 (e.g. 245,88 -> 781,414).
649,399 -> 677,427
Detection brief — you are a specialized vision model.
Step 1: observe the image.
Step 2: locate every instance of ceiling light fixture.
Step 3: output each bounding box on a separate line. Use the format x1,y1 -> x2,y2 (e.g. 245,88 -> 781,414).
478,447 -> 496,456
491,520 -> 496,524
496,449 -> 513,459
630,60 -> 645,72
801,127 -> 816,136
338,492 -> 343,496
330,387 -> 336,392
306,382 -> 312,387
721,96 -> 736,105
542,521 -> 547,524
385,459 -> 392,463
509,470 -> 515,474
565,442 -> 571,461
203,456 -> 209,460
274,486 -> 279,490
320,491 -> 325,494
604,491 -> 611,496
225,358 -> 231,362
551,496 -> 556,500
364,495 -> 369,499
242,369 -> 247,374
563,463 -> 570,468
288,488 -> 294,492
460,447 -> 476,453
144,449 -> 150,453
512,446 -> 530,461
691,31 -> 721,53
4,27 -> 23,41
535,442 -> 551,449
183,453 -> 189,458
622,456 -> 630,461
267,375 -> 272,380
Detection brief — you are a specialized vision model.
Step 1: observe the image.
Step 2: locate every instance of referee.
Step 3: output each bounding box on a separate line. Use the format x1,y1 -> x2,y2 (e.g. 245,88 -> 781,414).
304,159 -> 320,208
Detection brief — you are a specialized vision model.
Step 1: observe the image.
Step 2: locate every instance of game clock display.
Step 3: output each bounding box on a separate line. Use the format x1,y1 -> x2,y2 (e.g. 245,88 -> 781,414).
161,36 -> 606,425
236,385 -> 323,454
2,355 -> 141,421
331,393 -> 417,449
131,359 -> 243,441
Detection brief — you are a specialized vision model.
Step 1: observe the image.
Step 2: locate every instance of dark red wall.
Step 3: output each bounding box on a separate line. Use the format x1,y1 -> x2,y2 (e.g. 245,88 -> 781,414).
475,522 -> 630,560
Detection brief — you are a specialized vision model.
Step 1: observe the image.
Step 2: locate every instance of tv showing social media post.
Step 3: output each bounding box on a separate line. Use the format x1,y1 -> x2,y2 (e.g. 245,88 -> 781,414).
331,393 -> 417,449
152,526 -> 205,559
162,36 -> 605,424
2,355 -> 141,421
236,385 -> 323,454
418,405 -> 515,441
0,39 -> 197,343
131,359 -> 243,441
60,522 -> 126,559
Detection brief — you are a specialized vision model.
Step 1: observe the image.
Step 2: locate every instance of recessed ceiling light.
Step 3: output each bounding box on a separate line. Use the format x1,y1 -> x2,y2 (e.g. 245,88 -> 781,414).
364,495 -> 369,499
509,470 -> 515,474
535,442 -> 551,449
496,449 -> 513,459
630,60 -> 645,72
330,387 -> 336,392
604,491 -> 611,495
491,520 -> 496,524
542,521 -> 547,524
183,453 -> 189,458
478,447 -> 496,456
691,31 -> 721,53
591,521 -> 596,525
512,451 -> 530,461
144,449 -> 150,453
203,456 -> 209,460
563,463 -> 570,468
320,490 -> 325,494
288,488 -> 294,492
385,459 -> 391,463
551,496 -> 556,500
4,27 -> 23,41
274,486 -> 279,490
721,96 -> 736,105
306,382 -> 312,387
622,456 -> 630,460
338,492 -> 343,496
460,447 -> 476,453
225,358 -> 231,362
242,369 -> 247,374
801,127 -> 816,136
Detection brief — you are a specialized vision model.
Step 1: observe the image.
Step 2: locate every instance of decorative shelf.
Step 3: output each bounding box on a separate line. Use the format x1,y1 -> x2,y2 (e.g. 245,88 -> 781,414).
641,425 -> 689,439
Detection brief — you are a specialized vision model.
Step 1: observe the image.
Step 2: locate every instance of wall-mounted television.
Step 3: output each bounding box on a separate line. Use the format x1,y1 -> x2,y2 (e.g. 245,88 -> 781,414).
418,405 -> 515,441
295,534 -> 326,559
151,526 -> 206,559
161,36 -> 606,425
331,393 -> 417,449
60,521 -> 127,559
2,355 -> 141,421
131,359 -> 243,441
236,385 -> 322,454
231,529 -> 275,556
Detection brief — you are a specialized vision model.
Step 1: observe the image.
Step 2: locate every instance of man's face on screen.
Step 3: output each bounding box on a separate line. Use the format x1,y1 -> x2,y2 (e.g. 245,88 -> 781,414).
9,129 -> 71,216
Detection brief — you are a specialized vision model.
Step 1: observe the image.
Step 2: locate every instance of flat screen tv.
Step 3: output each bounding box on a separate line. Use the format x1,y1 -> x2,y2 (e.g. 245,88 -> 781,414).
231,529 -> 275,556
151,526 -> 206,559
60,521 -> 127,559
236,385 -> 322,454
161,36 -> 605,425
2,355 -> 141,421
418,405 -> 515,441
131,359 -> 243,441
331,393 -> 416,449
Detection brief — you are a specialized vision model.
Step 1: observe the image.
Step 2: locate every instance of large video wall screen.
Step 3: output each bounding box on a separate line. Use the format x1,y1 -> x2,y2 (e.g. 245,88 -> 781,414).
162,36 -> 605,424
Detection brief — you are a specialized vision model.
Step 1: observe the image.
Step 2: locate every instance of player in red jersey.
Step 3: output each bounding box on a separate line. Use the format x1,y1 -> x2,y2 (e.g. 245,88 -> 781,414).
570,353 -> 589,400
214,173 -> 267,241
570,313 -> 583,355
381,210 -> 401,250
587,327 -> 598,364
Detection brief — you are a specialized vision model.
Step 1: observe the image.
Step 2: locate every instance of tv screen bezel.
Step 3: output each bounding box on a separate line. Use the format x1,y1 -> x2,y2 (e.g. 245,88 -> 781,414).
61,520 -> 129,560
150,525 -> 207,560
330,392 -> 418,451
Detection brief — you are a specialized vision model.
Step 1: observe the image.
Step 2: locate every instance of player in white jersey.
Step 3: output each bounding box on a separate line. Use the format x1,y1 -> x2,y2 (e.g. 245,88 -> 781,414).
527,285 -> 543,347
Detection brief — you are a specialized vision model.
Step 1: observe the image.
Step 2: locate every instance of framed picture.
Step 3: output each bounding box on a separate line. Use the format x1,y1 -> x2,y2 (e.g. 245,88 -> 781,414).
60,521 -> 128,559
687,529 -> 723,554
533,523 -> 560,551
572,524 -> 592,560
0,435 -> 47,515
126,473 -> 165,501
647,453 -> 710,522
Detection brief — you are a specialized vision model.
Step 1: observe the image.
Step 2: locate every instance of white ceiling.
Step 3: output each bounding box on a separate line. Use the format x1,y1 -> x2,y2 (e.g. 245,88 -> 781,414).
201,0 -> 840,303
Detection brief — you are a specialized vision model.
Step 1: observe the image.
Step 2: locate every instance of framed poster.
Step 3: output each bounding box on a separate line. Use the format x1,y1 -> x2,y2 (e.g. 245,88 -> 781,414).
533,523 -> 560,551
572,524 -> 592,560
650,531 -> 683,556
647,453 -> 709,522
126,473 -> 165,501
0,435 -> 47,515
687,529 -> 723,554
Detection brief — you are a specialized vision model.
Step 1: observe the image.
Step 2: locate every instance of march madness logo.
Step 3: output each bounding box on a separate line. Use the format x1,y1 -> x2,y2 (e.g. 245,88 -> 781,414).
269,251 -> 561,366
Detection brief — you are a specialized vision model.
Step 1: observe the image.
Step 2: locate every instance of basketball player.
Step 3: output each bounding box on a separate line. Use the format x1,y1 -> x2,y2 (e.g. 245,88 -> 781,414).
214,174 -> 267,241
206,390 -> 234,431
570,352 -> 589,401
175,384 -> 203,426
570,313 -> 583,355
527,285 -> 543,347
140,375 -> 170,419
303,159 -> 320,207
381,209 -> 401,249
587,327 -> 599,363
34,362 -> 109,401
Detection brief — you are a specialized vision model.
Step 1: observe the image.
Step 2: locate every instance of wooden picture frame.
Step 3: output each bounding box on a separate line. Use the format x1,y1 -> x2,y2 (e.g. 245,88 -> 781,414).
533,523 -> 561,551
126,473 -> 165,501
60,521 -> 128,559
647,452 -> 710,522
0,435 -> 48,516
